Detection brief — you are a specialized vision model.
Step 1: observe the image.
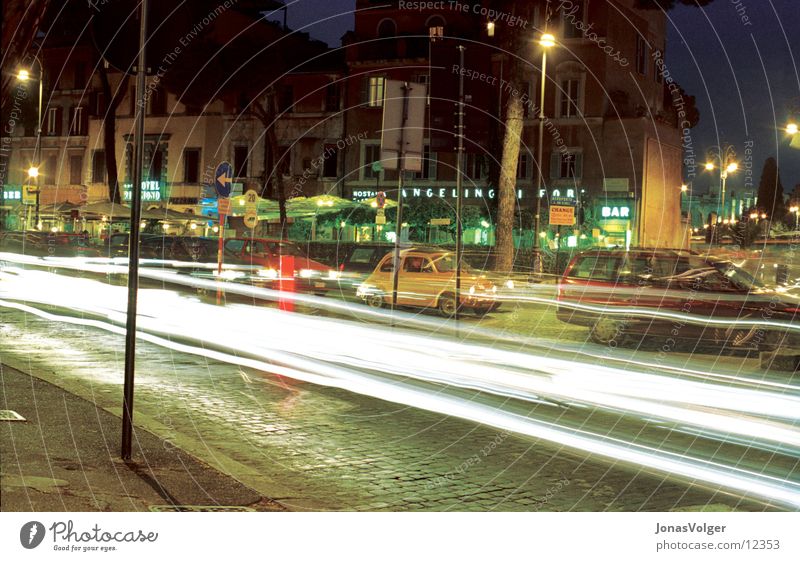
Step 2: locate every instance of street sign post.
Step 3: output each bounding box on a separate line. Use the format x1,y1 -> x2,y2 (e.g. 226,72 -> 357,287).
244,189 -> 259,229
549,196 -> 576,226
376,191 -> 386,209
214,161 -> 233,305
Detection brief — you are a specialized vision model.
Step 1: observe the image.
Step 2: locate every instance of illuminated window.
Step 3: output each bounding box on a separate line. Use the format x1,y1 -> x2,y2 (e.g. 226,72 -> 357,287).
367,77 -> 385,107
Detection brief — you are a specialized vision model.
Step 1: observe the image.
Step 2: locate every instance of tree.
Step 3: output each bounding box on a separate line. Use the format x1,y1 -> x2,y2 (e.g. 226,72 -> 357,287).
491,1 -> 535,272
756,157 -> 786,223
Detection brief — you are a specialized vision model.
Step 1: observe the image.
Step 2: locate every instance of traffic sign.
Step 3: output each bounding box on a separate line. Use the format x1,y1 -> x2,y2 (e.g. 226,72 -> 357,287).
244,189 -> 259,229
376,208 -> 386,225
214,161 -> 233,198
218,198 -> 231,215
376,191 -> 386,209
22,185 -> 38,205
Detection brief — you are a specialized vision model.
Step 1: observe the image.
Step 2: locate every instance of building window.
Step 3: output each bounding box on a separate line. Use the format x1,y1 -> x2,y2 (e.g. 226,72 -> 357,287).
517,153 -> 532,180
73,62 -> 86,90
636,36 -> 648,76
69,106 -> 86,136
92,150 -> 106,183
560,1 -> 584,39
149,149 -> 163,182
278,85 -> 294,113
552,151 -> 582,180
465,154 -> 488,180
325,82 -> 340,112
377,18 -> 396,38
149,87 -> 167,115
46,107 -> 62,136
367,76 -> 385,107
69,155 -> 82,184
183,148 -> 200,183
559,79 -> 580,118
322,144 -> 338,178
234,146 -> 249,178
413,145 -> 437,180
43,155 -> 57,185
362,143 -> 381,179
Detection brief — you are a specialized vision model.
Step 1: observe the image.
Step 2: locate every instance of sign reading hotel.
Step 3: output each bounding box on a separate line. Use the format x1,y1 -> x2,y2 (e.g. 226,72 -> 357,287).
549,196 -> 576,226
123,180 -> 162,202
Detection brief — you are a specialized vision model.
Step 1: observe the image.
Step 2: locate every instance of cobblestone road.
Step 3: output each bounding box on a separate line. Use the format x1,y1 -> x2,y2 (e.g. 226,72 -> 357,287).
0,301 -> 773,512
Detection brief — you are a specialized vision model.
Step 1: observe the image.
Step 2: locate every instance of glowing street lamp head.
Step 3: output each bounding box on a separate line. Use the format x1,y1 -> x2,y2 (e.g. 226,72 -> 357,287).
704,162 -> 715,171
486,21 -> 495,37
17,69 -> 30,81
680,184 -> 688,192
726,162 -> 738,173
27,166 -> 39,178
787,123 -> 799,135
540,33 -> 556,48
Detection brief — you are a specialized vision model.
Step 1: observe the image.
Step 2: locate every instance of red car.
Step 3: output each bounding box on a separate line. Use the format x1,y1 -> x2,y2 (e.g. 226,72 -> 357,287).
556,248 -> 800,370
224,237 -> 337,293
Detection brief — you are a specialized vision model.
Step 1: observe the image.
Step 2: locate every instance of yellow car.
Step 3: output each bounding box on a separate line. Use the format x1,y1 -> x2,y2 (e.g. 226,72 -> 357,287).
356,248 -> 499,316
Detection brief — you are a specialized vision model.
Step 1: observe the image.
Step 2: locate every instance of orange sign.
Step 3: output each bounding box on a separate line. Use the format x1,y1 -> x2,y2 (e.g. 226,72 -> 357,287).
218,198 -> 231,215
549,205 -> 575,226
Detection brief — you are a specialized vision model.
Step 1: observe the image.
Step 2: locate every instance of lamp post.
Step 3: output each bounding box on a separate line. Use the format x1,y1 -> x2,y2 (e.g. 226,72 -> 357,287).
532,32 -> 555,274
704,144 -> 738,224
790,205 -> 799,231
786,122 -> 798,136
17,56 -> 43,230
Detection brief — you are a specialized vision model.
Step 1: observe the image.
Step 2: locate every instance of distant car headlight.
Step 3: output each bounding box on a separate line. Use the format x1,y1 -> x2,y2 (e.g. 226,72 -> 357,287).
327,270 -> 341,280
469,285 -> 476,295
505,280 -> 515,290
299,269 -> 314,278
491,285 -> 497,294
215,269 -> 244,280
258,268 -> 278,279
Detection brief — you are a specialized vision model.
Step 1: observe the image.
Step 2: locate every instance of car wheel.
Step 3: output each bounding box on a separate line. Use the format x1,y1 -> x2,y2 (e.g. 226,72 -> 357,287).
590,316 -> 626,346
366,293 -> 384,309
438,293 -> 457,317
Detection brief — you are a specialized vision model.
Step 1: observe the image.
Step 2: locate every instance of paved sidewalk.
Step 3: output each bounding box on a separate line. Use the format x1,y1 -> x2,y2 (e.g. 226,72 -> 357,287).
0,363 -> 283,512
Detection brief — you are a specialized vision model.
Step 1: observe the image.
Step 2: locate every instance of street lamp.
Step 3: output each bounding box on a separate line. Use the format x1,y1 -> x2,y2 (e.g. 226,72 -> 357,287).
532,32 -> 556,274
18,55 -> 44,231
704,144 -> 738,223
787,122 -> 798,136
791,205 -> 799,230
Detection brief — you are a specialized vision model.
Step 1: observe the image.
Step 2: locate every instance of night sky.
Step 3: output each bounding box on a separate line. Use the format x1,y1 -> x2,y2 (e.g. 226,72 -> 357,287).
271,0 -> 799,196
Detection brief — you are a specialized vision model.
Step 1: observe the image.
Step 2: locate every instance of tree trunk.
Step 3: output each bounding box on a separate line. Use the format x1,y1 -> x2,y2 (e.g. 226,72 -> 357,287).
98,64 -> 129,203
252,89 -> 288,236
494,94 -> 524,272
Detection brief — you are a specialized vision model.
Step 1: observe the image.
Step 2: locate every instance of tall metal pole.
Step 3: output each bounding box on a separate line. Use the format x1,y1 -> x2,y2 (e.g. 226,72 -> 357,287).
532,48 -> 547,274
121,0 -> 148,461
34,58 -> 43,230
390,83 -> 410,312
455,45 -> 465,323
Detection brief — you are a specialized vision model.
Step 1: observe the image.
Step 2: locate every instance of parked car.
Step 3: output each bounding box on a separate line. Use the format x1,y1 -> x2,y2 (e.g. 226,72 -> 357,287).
556,248 -> 800,369
356,248 -> 500,316
224,237 -> 337,293
0,231 -> 101,258
335,243 -> 397,288
101,232 -> 162,258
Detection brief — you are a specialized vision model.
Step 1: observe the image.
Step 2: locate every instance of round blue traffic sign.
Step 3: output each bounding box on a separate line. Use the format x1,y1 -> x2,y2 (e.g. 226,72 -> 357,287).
214,161 -> 233,198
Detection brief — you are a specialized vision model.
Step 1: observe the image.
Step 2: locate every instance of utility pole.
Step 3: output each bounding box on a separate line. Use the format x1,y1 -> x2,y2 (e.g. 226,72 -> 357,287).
455,45 -> 465,323
121,0 -> 148,461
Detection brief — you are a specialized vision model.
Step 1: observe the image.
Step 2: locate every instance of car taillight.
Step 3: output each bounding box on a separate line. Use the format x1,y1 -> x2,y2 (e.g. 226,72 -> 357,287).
339,263 -> 345,271
782,308 -> 800,313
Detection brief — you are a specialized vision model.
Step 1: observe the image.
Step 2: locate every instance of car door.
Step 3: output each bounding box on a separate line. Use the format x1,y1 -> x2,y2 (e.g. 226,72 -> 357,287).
396,254 -> 436,307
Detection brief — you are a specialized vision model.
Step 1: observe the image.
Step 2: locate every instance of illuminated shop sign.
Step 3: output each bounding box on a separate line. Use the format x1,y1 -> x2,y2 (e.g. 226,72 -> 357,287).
123,180 -> 162,202
351,188 -> 524,200
539,188 -> 577,198
2,188 -> 22,201
601,205 -> 631,219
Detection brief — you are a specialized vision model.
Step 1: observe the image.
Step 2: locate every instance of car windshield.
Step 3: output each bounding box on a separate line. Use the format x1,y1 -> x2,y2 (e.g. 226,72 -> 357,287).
712,261 -> 763,290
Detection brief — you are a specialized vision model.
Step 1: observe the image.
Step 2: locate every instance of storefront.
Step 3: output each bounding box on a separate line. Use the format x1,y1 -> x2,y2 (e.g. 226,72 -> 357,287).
594,198 -> 635,248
